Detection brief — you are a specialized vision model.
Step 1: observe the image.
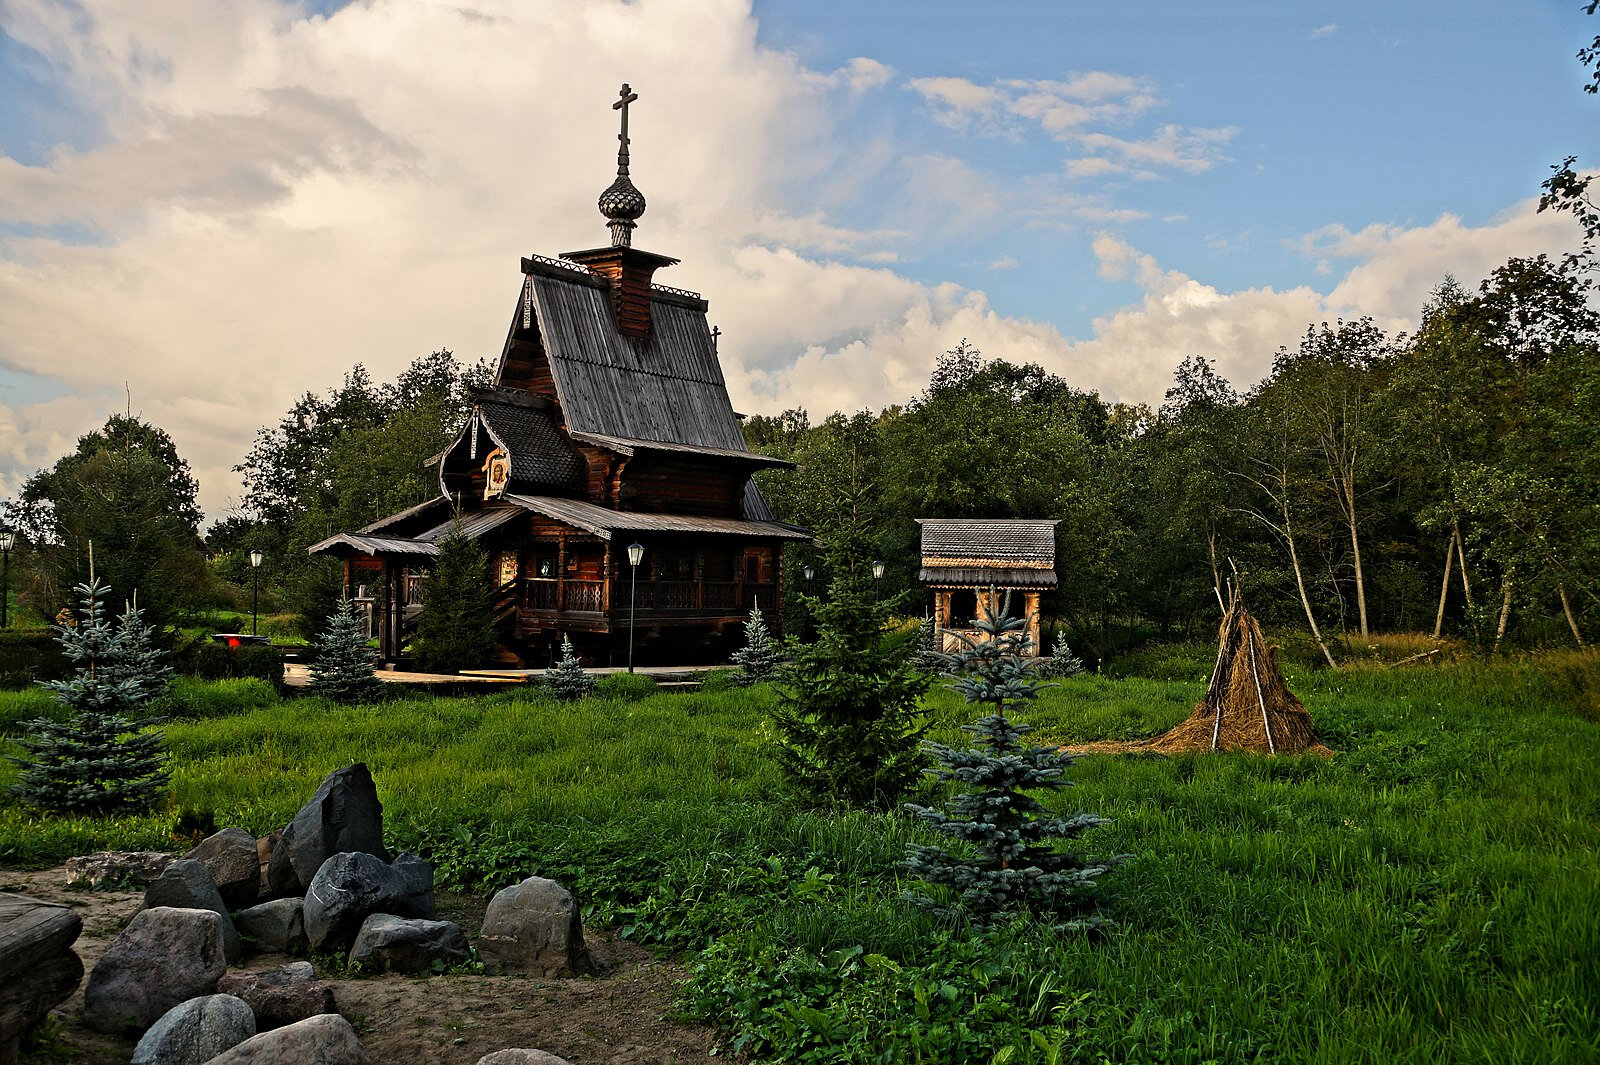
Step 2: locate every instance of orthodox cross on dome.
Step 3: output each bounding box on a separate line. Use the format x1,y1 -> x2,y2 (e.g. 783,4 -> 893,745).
613,83 -> 638,177
598,82 -> 647,247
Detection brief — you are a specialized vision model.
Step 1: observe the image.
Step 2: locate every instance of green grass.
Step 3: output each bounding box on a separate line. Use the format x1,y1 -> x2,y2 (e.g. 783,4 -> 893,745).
1,647 -> 1597,1063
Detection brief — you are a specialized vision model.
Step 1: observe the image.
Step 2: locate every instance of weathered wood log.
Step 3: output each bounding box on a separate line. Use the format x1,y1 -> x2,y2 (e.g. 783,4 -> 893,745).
0,894 -> 82,981
0,893 -> 84,1064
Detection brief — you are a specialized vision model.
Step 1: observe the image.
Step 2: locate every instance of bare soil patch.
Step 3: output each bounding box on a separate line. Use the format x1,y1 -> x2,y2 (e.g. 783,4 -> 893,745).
4,866 -> 717,1065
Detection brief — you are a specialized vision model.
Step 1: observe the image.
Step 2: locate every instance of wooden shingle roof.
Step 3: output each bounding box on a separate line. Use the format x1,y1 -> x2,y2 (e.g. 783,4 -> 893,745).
917,519 -> 1059,588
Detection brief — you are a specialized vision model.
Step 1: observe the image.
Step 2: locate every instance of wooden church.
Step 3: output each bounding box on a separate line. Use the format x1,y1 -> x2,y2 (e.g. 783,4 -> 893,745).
310,85 -> 807,666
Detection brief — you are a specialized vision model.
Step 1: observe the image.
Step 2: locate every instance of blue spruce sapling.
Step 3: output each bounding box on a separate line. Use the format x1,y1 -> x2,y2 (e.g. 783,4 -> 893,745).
904,600 -> 1121,930
9,580 -> 172,814
545,635 -> 595,700
730,597 -> 783,686
307,597 -> 384,704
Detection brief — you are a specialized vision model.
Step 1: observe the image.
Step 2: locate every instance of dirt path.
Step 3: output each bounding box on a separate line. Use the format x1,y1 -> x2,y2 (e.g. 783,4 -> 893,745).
2,867 -> 718,1065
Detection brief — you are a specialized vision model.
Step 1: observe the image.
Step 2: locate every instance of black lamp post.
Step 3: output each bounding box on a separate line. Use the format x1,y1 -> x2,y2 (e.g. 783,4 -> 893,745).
626,542 -> 644,673
871,559 -> 885,600
249,549 -> 264,636
0,529 -> 13,630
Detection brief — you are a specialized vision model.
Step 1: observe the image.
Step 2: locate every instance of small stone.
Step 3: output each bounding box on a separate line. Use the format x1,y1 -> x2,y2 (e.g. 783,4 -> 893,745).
186,828 -> 261,909
235,898 -> 307,954
64,851 -> 177,890
200,1013 -> 368,1065
280,763 -> 388,892
218,962 -> 336,1031
347,914 -> 468,974
143,859 -> 242,963
303,852 -> 435,952
475,1051 -> 574,1065
476,877 -> 590,978
84,907 -> 227,1033
130,993 -> 255,1065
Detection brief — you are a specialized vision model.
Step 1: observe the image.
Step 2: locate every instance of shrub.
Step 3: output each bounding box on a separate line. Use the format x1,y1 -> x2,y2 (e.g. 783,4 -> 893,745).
1035,631 -> 1085,678
172,638 -> 285,688
0,629 -> 68,689
698,669 -> 742,694
595,672 -> 658,702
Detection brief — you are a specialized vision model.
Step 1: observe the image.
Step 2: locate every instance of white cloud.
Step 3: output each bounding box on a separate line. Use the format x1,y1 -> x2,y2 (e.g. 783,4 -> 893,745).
1309,23 -> 1339,40
0,0 -> 1587,521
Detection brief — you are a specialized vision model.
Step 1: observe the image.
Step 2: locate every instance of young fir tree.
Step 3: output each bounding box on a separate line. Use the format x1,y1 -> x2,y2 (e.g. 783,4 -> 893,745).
307,597 -> 385,704
545,635 -> 594,700
905,601 -> 1120,930
414,525 -> 498,674
730,597 -> 782,686
1036,632 -> 1085,678
914,615 -> 945,674
772,545 -> 931,809
9,580 -> 171,815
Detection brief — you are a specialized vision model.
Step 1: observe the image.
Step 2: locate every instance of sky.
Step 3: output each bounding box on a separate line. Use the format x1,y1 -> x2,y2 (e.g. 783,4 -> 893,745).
0,0 -> 1596,524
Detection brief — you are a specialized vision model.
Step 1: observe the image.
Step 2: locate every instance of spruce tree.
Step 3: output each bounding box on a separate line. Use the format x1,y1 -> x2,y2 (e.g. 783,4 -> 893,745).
730,598 -> 782,686
545,635 -> 594,700
9,580 -> 171,815
914,614 -> 945,674
307,597 -> 385,704
772,545 -> 930,809
905,602 -> 1120,930
414,525 -> 498,674
1036,632 -> 1085,678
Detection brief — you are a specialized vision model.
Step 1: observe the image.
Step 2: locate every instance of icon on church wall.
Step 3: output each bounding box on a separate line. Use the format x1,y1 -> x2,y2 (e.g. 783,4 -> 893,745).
483,448 -> 510,500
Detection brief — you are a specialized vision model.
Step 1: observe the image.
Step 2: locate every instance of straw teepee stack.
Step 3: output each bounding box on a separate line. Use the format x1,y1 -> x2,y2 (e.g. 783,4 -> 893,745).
1075,588 -> 1330,756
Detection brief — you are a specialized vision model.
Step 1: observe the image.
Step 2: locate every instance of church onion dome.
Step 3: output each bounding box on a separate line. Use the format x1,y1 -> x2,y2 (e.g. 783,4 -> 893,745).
598,175 -> 646,221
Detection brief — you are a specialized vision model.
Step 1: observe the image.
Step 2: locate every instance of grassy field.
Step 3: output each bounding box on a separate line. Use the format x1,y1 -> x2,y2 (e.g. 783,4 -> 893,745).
2,647 -> 1597,1063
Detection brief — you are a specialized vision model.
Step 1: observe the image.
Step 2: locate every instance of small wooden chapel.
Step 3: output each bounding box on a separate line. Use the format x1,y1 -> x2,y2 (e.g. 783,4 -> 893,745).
310,84 -> 808,666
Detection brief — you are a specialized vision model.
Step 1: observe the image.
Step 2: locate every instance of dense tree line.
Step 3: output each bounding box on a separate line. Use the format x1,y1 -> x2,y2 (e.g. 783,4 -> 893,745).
748,255 -> 1600,663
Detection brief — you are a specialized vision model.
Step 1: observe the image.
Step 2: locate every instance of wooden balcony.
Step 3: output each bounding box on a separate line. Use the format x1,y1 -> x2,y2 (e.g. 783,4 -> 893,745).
515,577 -> 775,633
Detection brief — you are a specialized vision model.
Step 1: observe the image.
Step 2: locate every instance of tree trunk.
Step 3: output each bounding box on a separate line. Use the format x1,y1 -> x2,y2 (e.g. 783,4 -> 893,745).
1454,518 -> 1474,610
1341,474 -> 1369,638
1433,529 -> 1456,640
1493,570 -> 1514,653
1559,584 -> 1586,648
1208,527 -> 1224,614
1283,498 -> 1338,669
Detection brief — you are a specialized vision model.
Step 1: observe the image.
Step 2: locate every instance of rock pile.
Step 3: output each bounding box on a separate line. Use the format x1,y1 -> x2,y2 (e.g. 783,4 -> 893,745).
32,762 -> 594,1065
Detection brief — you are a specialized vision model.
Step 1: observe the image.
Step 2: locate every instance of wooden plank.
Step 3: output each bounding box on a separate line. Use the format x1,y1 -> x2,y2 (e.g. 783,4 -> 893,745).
0,895 -> 81,980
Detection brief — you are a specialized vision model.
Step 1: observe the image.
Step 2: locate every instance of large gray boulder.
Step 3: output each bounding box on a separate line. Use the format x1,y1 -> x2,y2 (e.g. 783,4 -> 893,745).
64,850 -> 177,889
186,828 -> 262,909
130,994 -> 255,1065
281,764 -> 387,891
234,899 -> 306,955
475,1052 -> 573,1065
84,907 -> 227,1033
262,834 -> 299,901
303,852 -> 434,952
476,877 -> 590,978
347,914 -> 468,975
199,1013 -> 368,1064
144,859 -> 242,963
217,962 -> 335,1032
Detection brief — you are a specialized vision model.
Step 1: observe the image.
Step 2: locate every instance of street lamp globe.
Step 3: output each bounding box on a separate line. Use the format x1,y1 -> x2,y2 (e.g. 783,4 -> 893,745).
872,560 -> 885,581
627,542 -> 645,567
0,530 -> 13,553
249,549 -> 264,569
802,564 -> 814,583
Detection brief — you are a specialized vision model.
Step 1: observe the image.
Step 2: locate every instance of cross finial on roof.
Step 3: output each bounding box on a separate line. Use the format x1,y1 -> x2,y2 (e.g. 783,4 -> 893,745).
613,83 -> 638,177
598,83 -> 647,246
710,325 -> 721,352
